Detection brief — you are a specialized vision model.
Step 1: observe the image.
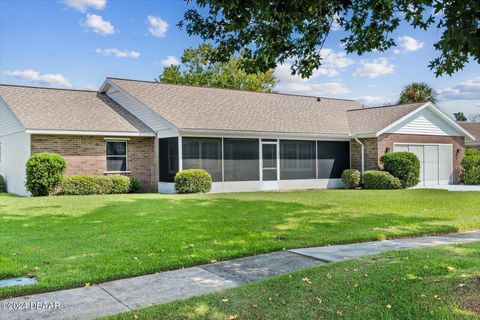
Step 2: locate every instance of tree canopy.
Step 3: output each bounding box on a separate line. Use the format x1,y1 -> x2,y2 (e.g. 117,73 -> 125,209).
180,0 -> 480,78
398,82 -> 437,104
454,112 -> 468,121
158,44 -> 276,92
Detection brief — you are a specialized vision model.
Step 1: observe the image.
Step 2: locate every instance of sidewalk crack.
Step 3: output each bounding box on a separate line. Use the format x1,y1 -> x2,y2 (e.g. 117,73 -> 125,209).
98,286 -> 132,311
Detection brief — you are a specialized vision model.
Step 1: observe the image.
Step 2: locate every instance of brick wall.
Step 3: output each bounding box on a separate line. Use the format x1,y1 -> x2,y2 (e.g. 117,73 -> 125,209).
31,135 -> 158,192
350,134 -> 465,184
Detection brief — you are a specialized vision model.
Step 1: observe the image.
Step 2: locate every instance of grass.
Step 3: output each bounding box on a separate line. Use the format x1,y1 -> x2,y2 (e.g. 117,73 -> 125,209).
1,189 -> 480,299
108,242 -> 480,320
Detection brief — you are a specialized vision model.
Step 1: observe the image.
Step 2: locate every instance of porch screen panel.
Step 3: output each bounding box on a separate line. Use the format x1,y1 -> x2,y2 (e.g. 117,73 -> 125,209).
182,138 -> 222,181
224,138 -> 259,181
317,141 -> 350,178
159,137 -> 178,182
280,140 -> 316,179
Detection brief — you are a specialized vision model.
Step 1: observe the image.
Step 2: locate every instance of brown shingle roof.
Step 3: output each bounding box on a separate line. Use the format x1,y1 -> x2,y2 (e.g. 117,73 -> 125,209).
0,84 -> 154,134
108,78 -> 364,135
347,102 -> 426,135
459,122 -> 480,143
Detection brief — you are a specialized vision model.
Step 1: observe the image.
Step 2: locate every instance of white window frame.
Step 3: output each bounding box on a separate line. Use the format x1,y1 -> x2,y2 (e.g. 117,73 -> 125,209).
105,140 -> 129,173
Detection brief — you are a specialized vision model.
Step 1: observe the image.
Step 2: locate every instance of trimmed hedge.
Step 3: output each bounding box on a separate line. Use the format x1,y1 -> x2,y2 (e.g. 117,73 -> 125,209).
462,155 -> 480,185
25,153 -> 66,196
380,151 -> 420,188
363,170 -> 402,190
174,169 -> 212,194
465,148 -> 480,157
341,169 -> 361,189
0,175 -> 5,193
61,175 -> 132,195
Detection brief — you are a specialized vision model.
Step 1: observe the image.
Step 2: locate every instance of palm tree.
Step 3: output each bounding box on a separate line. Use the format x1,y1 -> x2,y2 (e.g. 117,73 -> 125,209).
398,82 -> 437,104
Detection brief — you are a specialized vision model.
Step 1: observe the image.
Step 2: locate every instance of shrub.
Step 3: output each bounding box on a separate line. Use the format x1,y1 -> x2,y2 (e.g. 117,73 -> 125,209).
363,170 -> 402,190
341,169 -> 361,189
380,151 -> 420,188
61,176 -> 113,195
174,169 -> 212,194
111,176 -> 131,194
0,175 -> 5,193
465,148 -> 480,157
462,155 -> 480,185
25,153 -> 66,196
129,178 -> 141,193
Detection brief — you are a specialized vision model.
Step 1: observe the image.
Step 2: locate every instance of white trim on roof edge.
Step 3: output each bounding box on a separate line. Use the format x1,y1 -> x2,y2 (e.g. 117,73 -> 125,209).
376,102 -> 476,140
25,129 -> 156,137
179,128 -> 351,140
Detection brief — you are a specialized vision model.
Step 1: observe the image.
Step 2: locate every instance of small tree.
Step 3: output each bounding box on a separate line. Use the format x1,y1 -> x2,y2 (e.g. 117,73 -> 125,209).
454,112 -> 467,121
398,83 -> 437,104
25,153 -> 66,196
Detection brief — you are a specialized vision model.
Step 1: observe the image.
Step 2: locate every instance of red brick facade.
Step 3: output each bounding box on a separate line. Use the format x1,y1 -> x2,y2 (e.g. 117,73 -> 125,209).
31,135 -> 158,192
350,133 -> 465,184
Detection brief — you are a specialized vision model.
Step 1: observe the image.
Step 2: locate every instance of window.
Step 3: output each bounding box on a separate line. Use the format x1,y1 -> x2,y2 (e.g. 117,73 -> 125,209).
182,138 -> 222,181
317,141 -> 350,179
224,138 -> 259,181
159,137 -> 178,182
106,141 -> 127,172
280,140 -> 316,179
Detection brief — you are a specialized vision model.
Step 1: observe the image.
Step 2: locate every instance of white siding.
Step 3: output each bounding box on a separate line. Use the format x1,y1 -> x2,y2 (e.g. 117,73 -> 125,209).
387,108 -> 459,136
0,97 -> 24,136
106,85 -> 178,137
0,131 -> 31,196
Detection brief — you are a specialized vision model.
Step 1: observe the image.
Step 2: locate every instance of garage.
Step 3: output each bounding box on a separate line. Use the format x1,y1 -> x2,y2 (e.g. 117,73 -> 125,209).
394,144 -> 453,186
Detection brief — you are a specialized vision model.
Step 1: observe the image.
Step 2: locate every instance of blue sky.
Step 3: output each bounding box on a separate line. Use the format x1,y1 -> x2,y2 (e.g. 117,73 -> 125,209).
0,0 -> 479,118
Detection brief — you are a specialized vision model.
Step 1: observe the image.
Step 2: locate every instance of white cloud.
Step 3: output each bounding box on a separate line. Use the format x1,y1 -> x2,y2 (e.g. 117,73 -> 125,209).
84,84 -> 98,90
159,55 -> 180,66
353,58 -> 395,78
355,96 -> 390,107
96,48 -> 140,58
61,0 -> 106,12
397,36 -> 424,52
437,77 -> 480,100
4,69 -> 72,88
83,14 -> 115,35
147,16 -> 168,38
276,81 -> 350,96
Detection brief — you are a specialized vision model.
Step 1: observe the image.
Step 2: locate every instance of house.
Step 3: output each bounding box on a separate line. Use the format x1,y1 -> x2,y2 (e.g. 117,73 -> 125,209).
0,77 -> 475,196
459,122 -> 480,150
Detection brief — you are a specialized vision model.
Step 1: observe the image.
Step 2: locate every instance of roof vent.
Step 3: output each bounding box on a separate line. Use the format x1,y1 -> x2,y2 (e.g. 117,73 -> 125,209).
317,97 -> 321,102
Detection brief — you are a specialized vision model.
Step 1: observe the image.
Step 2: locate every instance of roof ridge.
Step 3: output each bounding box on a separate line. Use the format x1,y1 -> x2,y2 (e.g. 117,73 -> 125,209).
347,101 -> 426,112
107,76 -> 358,103
0,83 -> 97,93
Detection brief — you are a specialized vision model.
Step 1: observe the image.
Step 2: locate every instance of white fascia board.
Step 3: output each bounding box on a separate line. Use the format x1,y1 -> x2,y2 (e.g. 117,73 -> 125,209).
179,128 -> 351,141
25,129 -> 156,137
376,102 -> 476,140
102,79 -> 178,132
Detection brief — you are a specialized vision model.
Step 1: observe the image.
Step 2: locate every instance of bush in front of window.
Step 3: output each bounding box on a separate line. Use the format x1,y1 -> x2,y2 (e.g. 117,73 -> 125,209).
341,169 -> 361,189
363,170 -> 402,190
174,169 -> 212,194
380,151 -> 420,188
25,152 -> 66,196
111,175 -> 131,194
462,155 -> 480,185
0,174 -> 5,193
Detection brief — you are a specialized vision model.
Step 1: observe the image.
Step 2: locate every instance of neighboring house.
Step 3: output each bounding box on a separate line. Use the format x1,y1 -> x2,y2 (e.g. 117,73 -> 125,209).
458,122 -> 480,150
0,78 -> 475,196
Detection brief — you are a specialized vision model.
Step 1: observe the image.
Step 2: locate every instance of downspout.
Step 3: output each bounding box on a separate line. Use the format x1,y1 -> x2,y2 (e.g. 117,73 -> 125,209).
353,136 -> 365,179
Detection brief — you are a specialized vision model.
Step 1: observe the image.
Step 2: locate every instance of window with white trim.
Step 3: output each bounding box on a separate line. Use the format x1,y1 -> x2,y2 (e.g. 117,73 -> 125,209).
106,141 -> 127,172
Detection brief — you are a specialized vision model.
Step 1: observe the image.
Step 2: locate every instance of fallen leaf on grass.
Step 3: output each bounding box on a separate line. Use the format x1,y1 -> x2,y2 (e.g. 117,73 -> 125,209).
316,297 -> 322,304
336,311 -> 343,317
386,304 -> 392,309
228,315 -> 237,320
221,298 -> 228,303
302,277 -> 312,284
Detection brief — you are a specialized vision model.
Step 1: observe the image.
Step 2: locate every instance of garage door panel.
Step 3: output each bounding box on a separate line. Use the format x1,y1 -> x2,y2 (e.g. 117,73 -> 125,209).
408,145 -> 424,182
438,145 -> 453,184
424,145 -> 439,185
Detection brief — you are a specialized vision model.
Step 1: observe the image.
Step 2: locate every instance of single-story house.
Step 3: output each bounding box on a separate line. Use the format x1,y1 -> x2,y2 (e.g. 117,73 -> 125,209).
0,77 -> 475,196
459,122 -> 480,150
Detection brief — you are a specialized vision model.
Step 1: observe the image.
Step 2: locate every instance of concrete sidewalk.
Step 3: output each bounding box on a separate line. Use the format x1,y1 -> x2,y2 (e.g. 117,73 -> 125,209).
1,230 -> 479,320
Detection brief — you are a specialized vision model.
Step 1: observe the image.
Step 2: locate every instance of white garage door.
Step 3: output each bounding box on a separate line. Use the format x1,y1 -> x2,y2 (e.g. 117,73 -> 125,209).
394,144 -> 453,186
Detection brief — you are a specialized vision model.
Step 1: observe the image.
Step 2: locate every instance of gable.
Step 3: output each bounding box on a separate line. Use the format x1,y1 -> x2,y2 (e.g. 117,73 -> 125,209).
385,107 -> 461,137
0,97 -> 25,136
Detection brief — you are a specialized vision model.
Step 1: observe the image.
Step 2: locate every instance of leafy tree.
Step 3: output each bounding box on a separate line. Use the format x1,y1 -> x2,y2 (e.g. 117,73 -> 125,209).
469,113 -> 480,122
454,112 -> 468,121
180,0 -> 480,78
158,44 -> 276,92
398,82 -> 437,104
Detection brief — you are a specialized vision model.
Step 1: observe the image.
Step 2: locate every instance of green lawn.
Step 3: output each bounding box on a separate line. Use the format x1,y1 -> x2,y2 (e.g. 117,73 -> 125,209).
1,189 -> 480,299
108,242 -> 480,320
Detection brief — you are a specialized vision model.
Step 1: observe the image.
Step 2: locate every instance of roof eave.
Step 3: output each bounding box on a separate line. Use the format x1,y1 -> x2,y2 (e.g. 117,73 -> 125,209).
25,129 -> 156,137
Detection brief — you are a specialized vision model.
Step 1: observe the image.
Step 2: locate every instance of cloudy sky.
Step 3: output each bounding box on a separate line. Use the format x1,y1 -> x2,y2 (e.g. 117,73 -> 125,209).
0,0 -> 479,118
